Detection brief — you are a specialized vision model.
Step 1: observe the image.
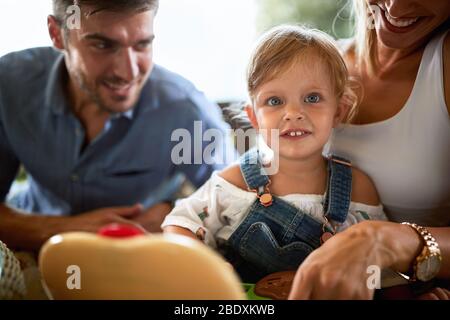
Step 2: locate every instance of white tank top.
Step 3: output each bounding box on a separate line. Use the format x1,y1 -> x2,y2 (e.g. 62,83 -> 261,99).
327,31 -> 450,227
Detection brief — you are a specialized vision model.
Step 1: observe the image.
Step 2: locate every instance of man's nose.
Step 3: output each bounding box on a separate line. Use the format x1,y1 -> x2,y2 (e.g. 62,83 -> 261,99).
113,47 -> 139,82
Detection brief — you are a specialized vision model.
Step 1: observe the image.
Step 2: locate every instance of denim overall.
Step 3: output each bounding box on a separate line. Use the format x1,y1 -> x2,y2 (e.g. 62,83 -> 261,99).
219,149 -> 352,283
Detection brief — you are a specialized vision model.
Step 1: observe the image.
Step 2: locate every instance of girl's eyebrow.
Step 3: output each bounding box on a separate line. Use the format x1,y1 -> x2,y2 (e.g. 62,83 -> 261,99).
255,91 -> 280,103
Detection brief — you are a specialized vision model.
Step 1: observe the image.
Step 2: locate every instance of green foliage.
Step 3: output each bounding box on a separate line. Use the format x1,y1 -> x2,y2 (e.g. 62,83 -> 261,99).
257,0 -> 355,39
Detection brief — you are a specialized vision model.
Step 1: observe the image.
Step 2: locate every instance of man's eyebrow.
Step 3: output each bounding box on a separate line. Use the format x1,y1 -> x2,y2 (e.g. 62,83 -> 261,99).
82,33 -> 155,45
136,35 -> 155,44
82,33 -> 119,44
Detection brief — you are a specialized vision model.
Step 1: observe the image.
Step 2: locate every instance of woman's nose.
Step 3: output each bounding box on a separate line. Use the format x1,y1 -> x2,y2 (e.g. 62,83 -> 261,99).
384,0 -> 416,18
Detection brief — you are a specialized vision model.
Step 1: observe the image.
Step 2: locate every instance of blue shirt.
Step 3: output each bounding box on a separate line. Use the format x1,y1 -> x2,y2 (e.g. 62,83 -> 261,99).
0,47 -> 236,215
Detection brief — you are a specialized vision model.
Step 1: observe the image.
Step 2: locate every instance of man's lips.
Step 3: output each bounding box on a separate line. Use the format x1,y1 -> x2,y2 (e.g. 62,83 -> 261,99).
102,81 -> 136,96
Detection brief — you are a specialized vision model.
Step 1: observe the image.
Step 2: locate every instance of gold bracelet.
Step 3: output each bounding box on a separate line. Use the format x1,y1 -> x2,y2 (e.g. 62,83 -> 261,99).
401,222 -> 442,282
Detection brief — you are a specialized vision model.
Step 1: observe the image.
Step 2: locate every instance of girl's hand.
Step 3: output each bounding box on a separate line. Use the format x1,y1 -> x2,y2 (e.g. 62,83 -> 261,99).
288,221 -> 401,300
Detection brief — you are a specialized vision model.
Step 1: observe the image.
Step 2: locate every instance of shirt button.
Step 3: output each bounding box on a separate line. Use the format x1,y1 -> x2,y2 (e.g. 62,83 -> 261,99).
71,174 -> 79,182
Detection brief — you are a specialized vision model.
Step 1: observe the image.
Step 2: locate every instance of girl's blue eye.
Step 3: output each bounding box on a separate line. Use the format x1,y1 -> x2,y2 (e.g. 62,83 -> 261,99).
266,97 -> 283,106
304,94 -> 321,103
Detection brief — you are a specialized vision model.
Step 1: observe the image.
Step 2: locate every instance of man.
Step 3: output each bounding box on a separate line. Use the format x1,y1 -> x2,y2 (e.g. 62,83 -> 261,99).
0,0 -> 234,251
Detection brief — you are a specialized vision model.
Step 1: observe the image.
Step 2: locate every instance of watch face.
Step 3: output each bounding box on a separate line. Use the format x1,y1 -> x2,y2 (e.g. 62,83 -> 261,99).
417,255 -> 441,282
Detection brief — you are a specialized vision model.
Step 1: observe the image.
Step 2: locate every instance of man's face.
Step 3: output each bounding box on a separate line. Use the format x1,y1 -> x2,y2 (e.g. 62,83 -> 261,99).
62,8 -> 155,113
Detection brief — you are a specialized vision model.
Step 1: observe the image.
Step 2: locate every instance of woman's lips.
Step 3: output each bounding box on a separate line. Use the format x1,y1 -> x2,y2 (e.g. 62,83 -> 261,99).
379,7 -> 423,33
384,10 -> 419,27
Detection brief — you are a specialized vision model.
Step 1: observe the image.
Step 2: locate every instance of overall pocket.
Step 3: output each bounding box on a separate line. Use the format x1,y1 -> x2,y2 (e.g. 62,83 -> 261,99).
239,222 -> 314,275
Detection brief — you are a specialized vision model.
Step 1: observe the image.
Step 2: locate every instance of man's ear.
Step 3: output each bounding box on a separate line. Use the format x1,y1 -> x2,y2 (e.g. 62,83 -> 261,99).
245,104 -> 259,129
48,15 -> 66,50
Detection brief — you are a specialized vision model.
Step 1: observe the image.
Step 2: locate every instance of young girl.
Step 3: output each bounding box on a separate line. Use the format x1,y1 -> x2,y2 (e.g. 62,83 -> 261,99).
162,25 -> 387,283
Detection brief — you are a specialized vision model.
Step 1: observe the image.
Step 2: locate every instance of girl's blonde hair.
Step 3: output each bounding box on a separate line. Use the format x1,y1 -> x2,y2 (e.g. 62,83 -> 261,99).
247,25 -> 357,123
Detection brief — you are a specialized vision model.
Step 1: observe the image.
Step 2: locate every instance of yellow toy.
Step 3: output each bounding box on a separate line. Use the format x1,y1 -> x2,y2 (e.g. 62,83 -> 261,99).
39,224 -> 245,300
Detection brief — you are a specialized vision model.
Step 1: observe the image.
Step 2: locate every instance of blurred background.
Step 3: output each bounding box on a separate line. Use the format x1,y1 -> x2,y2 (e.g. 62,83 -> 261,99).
0,0 -> 354,103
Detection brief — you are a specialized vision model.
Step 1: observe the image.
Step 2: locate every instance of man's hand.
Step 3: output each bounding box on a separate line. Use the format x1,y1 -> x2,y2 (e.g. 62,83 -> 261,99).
0,203 -> 145,252
131,202 -> 173,233
66,204 -> 145,233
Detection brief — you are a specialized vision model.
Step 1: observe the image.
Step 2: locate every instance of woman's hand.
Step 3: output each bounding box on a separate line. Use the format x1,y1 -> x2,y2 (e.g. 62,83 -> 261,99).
288,221 -> 407,300
417,287 -> 450,300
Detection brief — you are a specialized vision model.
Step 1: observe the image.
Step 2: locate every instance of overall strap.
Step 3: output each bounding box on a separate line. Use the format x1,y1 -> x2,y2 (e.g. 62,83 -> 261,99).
323,155 -> 352,223
239,149 -> 270,195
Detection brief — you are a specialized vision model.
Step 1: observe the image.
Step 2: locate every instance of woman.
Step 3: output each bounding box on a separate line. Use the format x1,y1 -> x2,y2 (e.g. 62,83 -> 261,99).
289,0 -> 450,299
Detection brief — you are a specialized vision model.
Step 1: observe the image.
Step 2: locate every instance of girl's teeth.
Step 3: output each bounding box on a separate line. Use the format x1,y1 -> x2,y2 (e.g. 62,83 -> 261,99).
288,131 -> 305,137
384,11 -> 419,27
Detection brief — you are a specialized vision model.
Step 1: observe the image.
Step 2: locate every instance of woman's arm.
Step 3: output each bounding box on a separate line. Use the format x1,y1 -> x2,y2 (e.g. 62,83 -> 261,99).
288,220 -> 450,299
443,31 -> 450,115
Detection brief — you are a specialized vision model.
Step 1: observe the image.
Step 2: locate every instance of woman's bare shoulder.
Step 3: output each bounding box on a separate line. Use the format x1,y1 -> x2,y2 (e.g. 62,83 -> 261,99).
351,167 -> 380,206
218,164 -> 248,191
443,31 -> 450,115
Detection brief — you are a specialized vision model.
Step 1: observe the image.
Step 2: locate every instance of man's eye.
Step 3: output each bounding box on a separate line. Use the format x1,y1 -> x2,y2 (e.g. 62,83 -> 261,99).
304,94 -> 321,103
136,42 -> 151,51
93,42 -> 110,50
266,97 -> 283,106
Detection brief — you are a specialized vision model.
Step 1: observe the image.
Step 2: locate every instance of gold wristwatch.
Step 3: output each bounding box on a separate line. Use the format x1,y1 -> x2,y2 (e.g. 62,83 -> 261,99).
401,222 -> 442,282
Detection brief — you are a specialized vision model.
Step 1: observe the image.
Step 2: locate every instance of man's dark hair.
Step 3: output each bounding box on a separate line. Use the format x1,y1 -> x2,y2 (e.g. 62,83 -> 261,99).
52,0 -> 159,26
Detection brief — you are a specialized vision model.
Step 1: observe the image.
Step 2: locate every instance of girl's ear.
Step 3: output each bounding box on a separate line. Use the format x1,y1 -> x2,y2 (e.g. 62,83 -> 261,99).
245,104 -> 259,129
333,95 -> 350,128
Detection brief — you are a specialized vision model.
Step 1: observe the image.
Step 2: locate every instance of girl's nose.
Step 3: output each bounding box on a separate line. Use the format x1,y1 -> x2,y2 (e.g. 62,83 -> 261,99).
283,104 -> 305,121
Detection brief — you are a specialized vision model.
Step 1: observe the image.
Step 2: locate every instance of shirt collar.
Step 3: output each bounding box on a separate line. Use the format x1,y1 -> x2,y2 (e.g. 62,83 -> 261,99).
45,53 -> 70,115
110,109 -> 134,120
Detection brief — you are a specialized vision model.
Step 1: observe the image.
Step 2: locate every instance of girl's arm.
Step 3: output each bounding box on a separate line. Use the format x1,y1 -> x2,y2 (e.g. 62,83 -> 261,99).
163,225 -> 198,241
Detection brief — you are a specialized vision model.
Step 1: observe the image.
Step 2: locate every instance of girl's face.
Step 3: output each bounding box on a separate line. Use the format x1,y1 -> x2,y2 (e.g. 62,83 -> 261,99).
368,0 -> 450,50
247,56 -> 345,161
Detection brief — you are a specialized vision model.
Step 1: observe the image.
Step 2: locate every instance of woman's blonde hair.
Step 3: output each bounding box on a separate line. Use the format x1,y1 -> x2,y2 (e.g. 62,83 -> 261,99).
247,24 -> 358,123
352,0 -> 377,74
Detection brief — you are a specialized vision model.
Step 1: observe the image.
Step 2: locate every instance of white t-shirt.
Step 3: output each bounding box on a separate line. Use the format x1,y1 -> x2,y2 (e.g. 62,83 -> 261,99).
329,31 -> 450,226
162,171 -> 387,248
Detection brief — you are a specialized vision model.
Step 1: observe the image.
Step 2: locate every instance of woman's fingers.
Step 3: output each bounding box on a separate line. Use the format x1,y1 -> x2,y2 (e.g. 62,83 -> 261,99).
288,259 -> 374,300
429,287 -> 450,300
288,266 -> 314,300
417,287 -> 450,300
